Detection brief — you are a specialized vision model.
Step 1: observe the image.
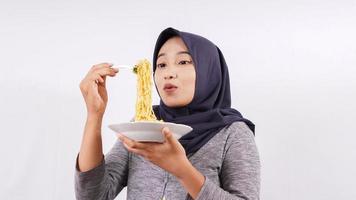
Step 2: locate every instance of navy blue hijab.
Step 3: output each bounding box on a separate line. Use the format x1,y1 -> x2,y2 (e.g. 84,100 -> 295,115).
152,27 -> 255,156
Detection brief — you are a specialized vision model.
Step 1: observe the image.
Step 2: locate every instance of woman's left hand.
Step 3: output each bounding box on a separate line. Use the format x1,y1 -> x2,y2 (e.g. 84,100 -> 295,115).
117,127 -> 189,178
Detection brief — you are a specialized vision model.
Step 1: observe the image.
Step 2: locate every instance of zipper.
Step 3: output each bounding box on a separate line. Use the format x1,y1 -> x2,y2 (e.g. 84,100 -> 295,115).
160,171 -> 169,200
161,154 -> 193,200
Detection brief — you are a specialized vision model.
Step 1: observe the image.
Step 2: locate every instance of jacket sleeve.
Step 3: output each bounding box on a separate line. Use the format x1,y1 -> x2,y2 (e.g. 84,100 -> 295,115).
193,124 -> 261,200
74,140 -> 130,200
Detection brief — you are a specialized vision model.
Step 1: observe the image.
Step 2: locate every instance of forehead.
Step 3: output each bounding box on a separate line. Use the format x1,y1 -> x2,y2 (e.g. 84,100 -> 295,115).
158,36 -> 189,54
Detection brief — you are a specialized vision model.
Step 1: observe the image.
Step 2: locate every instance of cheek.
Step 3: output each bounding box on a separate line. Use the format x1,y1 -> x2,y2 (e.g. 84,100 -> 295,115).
154,74 -> 162,89
187,79 -> 196,97
181,71 -> 196,96
188,68 -> 196,87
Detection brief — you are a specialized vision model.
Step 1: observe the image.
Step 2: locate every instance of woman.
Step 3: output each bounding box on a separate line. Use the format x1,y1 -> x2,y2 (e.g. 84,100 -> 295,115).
75,27 -> 260,200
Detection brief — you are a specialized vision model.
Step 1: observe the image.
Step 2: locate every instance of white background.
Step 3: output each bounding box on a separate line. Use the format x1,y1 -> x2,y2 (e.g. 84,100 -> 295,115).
0,0 -> 355,199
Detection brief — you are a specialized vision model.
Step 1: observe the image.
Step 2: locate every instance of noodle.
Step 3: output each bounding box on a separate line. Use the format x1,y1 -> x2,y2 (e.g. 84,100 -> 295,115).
133,59 -> 161,122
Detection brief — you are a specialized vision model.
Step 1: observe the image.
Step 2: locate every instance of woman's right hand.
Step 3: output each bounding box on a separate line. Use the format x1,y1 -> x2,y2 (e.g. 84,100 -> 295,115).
79,63 -> 119,118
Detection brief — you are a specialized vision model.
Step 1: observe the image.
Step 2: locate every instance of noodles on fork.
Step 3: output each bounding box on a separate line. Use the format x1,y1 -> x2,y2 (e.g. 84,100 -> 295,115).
133,59 -> 161,122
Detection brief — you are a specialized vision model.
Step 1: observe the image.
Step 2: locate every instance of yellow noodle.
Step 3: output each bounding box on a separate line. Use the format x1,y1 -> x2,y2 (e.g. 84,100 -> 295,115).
134,59 -> 161,122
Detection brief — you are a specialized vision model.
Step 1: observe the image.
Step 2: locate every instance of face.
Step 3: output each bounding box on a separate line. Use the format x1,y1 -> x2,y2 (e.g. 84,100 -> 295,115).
154,36 -> 196,108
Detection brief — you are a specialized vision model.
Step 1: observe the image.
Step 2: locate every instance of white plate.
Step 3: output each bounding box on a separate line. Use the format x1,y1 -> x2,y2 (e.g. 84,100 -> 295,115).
108,121 -> 193,143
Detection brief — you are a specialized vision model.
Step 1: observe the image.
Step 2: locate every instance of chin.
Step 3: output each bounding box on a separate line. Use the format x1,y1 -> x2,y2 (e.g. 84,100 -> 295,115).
163,102 -> 181,108
162,99 -> 187,108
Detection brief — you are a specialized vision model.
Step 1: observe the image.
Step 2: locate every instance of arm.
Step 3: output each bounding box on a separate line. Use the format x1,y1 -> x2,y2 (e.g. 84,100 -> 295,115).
76,63 -> 127,199
77,115 -> 104,172
188,125 -> 261,200
77,62 -> 119,172
74,139 -> 129,200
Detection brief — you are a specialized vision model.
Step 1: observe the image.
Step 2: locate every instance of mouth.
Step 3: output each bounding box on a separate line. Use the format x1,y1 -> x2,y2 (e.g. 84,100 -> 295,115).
163,83 -> 178,93
164,87 -> 178,93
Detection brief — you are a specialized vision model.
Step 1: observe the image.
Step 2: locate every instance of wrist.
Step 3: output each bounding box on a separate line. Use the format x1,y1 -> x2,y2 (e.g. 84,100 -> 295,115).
174,158 -> 194,180
86,114 -> 104,130
174,159 -> 205,199
87,113 -> 104,122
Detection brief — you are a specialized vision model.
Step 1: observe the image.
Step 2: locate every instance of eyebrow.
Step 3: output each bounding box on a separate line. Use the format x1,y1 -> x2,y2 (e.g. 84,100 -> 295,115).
157,51 -> 191,59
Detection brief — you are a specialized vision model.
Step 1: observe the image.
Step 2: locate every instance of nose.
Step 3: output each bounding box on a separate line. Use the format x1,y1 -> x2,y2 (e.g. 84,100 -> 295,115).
161,64 -> 178,80
164,74 -> 177,80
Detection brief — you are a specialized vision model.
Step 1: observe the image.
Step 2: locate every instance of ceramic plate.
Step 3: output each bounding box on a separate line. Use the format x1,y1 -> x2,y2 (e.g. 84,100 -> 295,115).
108,121 -> 192,143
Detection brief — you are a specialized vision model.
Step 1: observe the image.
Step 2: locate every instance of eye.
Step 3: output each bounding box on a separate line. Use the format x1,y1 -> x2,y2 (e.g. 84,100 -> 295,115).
178,60 -> 192,65
156,63 -> 166,68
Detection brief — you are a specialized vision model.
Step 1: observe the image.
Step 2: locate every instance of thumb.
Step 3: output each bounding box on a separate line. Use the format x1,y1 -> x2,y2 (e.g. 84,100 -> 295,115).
163,127 -> 175,143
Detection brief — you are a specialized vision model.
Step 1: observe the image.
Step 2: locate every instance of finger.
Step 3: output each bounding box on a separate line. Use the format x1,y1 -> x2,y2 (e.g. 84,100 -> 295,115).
162,127 -> 175,144
117,133 -> 148,150
95,67 -> 118,77
100,76 -> 106,86
89,68 -> 116,83
90,74 -> 104,84
98,75 -> 106,86
122,143 -> 148,157
90,62 -> 113,71
97,74 -> 105,83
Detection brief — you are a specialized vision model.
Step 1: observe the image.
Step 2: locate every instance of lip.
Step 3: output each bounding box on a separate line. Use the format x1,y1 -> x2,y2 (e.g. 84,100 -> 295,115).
163,83 -> 178,93
164,83 -> 178,89
164,87 -> 178,93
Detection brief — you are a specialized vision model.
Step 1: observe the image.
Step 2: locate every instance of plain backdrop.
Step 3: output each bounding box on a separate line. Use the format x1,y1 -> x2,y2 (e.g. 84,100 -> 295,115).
0,0 -> 355,199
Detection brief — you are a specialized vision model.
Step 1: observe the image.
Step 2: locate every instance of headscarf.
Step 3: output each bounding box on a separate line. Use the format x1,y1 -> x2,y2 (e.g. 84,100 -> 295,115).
152,27 -> 255,156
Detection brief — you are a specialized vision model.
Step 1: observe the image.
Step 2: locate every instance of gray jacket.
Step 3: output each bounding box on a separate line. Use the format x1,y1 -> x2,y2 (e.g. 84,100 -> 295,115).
74,121 -> 260,200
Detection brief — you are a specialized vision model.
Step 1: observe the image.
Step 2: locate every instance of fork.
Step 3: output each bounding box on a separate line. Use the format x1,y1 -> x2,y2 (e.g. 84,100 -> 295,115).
113,64 -> 138,74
